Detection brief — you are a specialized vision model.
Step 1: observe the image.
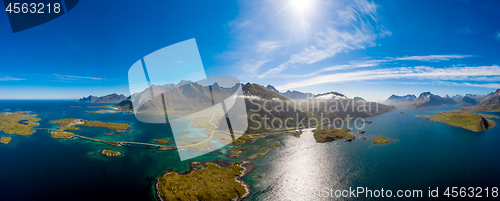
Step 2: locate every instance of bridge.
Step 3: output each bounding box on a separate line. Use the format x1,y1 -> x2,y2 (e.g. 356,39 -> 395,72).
118,141 -> 176,150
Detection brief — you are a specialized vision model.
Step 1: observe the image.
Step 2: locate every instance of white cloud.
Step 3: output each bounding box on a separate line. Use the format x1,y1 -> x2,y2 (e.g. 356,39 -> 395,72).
301,60 -> 385,77
242,59 -> 272,74
277,65 -> 500,90
0,76 -> 25,81
54,74 -> 104,81
225,0 -> 389,79
392,55 -> 472,62
259,5 -> 390,79
257,41 -> 282,53
440,81 -> 500,89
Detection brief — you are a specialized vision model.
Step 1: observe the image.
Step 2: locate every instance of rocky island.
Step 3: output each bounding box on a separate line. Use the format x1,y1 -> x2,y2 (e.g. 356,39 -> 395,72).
373,136 -> 392,144
155,161 -> 250,201
313,128 -> 355,143
100,149 -> 122,157
417,112 -> 498,132
1,136 -> 12,144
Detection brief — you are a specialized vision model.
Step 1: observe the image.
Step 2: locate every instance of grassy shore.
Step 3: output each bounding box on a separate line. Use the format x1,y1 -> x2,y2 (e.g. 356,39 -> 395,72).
418,112 -> 498,132
50,118 -> 130,130
155,161 -> 249,201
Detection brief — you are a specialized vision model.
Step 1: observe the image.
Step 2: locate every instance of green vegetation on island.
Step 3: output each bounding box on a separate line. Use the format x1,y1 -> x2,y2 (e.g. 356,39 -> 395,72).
100,149 -> 122,157
361,137 -> 367,140
417,112 -> 498,132
155,161 -> 249,201
0,111 -> 40,135
358,130 -> 365,134
271,141 -> 281,147
153,139 -> 169,144
232,134 -> 264,145
82,120 -> 130,130
230,147 -> 251,158
373,136 -> 390,144
312,128 -> 355,143
50,131 -> 75,139
50,118 -> 130,130
1,136 -> 12,144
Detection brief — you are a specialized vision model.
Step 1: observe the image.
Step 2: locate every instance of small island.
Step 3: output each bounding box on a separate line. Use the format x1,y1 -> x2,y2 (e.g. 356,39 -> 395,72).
373,136 -> 394,144
50,118 -> 130,131
362,121 -> 373,124
49,118 -> 130,139
1,136 -> 12,144
0,111 -> 40,135
230,147 -> 251,158
232,134 -> 264,145
417,112 -> 498,132
50,131 -> 75,139
313,128 -> 355,143
358,130 -> 366,134
361,137 -> 367,140
153,139 -> 169,144
100,149 -> 122,157
155,161 -> 250,201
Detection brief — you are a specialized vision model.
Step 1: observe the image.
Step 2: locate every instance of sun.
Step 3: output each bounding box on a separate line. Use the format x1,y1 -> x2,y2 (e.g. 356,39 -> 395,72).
291,0 -> 312,13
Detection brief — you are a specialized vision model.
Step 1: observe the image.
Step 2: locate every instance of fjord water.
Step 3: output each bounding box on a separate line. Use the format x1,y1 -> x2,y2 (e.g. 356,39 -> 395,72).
1,101 -> 499,200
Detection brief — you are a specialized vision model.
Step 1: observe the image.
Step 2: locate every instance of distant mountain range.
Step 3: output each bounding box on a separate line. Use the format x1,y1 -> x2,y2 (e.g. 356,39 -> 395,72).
384,92 -> 455,109
78,93 -> 128,103
384,90 -> 499,110
111,81 -> 397,133
451,93 -> 495,105
266,84 -> 315,100
281,90 -> 315,100
474,89 -> 500,111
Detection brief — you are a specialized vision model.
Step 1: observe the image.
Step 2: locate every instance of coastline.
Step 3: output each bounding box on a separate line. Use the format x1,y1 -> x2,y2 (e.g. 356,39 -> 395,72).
154,161 -> 252,201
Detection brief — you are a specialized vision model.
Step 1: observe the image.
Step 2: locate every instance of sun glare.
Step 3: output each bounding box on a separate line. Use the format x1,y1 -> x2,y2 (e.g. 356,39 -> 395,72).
291,0 -> 312,13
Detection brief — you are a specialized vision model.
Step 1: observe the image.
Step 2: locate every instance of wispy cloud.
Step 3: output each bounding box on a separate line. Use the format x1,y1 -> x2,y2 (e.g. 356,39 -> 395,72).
258,0 -> 390,79
257,41 -> 282,53
392,54 -> 472,62
496,32 -> 500,40
277,65 -> 500,90
301,59 -> 386,77
440,81 -> 500,89
53,74 -> 104,81
242,59 -> 273,74
0,76 -> 25,81
224,0 -> 389,79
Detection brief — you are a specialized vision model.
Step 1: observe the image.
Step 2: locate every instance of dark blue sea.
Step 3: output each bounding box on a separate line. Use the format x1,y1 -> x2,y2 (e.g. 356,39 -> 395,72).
1,101 -> 499,200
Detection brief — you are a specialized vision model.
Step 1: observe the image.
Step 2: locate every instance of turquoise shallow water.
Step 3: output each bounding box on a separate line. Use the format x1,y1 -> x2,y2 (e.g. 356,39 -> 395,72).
1,101 -> 499,200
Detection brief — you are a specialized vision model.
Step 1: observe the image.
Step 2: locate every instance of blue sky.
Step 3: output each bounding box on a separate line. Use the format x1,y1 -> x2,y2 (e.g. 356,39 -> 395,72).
1,0 -> 500,101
